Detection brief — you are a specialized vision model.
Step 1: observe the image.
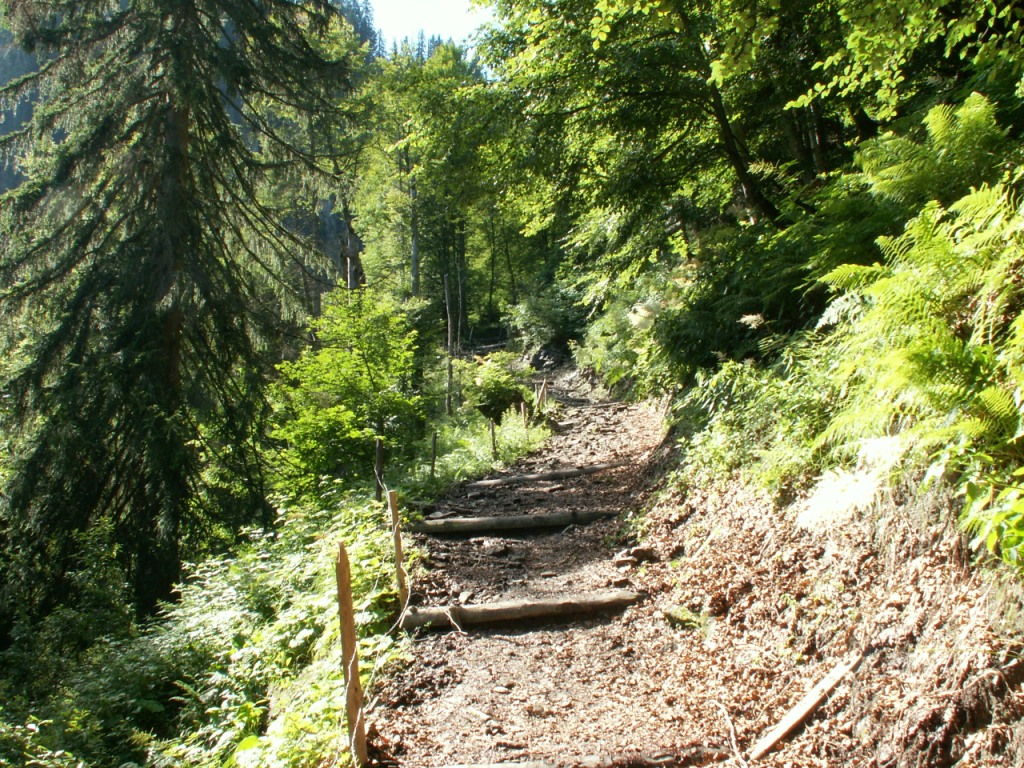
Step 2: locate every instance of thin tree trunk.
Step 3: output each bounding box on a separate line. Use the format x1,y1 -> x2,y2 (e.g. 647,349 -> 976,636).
808,102 -> 828,174
402,146 -> 420,297
504,236 -> 519,306
486,214 -> 498,319
444,273 -> 454,416
455,218 -> 466,349
706,82 -> 783,224
781,110 -> 816,181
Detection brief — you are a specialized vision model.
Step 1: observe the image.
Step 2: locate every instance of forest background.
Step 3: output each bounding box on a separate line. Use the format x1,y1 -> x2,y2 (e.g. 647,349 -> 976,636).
1,0 -> 1024,765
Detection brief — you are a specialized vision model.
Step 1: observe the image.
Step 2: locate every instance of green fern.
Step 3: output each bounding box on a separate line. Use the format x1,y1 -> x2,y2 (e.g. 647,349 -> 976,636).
817,97 -> 1024,567
858,92 -> 1009,209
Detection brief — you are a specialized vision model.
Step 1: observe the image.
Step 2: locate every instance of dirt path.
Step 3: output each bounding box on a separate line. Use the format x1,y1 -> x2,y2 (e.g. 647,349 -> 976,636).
371,380 -> 1024,768
372,386 -> 683,767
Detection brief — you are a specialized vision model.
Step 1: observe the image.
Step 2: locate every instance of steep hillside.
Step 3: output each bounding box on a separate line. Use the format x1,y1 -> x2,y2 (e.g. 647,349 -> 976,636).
369,384 -> 1024,767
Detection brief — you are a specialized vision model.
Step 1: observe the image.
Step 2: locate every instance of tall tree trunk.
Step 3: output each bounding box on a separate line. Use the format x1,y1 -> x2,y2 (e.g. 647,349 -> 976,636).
486,213 -> 498,320
504,235 -> 519,306
681,17 -> 784,225
706,82 -> 783,224
781,110 -> 816,182
456,217 -> 467,348
410,177 -> 420,296
138,97 -> 193,617
444,273 -> 454,416
808,102 -> 828,174
403,146 -> 421,297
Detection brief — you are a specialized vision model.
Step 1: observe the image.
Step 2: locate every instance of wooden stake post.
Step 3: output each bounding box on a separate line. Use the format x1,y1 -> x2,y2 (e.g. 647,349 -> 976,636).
387,490 -> 410,609
374,438 -> 384,503
335,543 -> 368,768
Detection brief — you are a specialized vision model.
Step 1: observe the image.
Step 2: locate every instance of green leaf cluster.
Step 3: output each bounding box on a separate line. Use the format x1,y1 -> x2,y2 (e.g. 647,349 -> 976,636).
455,351 -> 534,424
271,287 -> 421,490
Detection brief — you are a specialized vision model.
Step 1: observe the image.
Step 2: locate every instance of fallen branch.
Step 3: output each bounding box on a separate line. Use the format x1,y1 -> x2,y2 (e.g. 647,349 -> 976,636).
411,509 -> 617,534
400,589 -> 642,631
464,461 -> 628,489
442,750 -> 730,768
749,651 -> 864,761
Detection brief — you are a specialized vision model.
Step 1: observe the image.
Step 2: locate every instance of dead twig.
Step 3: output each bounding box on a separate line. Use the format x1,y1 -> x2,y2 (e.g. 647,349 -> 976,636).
713,700 -> 750,768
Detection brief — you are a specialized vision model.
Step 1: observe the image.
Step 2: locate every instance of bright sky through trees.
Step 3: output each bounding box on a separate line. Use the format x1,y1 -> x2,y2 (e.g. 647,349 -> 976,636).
371,0 -> 492,46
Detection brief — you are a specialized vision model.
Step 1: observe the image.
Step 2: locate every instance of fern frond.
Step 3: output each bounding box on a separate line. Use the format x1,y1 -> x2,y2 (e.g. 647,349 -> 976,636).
923,102 -> 957,147
858,93 -> 1008,209
976,386 -> 1019,431
820,262 -> 889,292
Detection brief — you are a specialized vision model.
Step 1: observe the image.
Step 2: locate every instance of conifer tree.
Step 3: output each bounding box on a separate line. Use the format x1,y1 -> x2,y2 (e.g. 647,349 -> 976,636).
0,0 -> 356,628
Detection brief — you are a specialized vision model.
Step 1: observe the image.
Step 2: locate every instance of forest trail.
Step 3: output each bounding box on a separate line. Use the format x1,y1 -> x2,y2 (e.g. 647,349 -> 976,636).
371,375 -> 1024,768
372,379 -> 692,767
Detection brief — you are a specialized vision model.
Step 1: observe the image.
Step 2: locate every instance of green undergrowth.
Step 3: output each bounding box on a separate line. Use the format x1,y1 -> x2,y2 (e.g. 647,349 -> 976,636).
0,359 -> 550,768
580,93 -> 1024,573
1,489 -> 402,768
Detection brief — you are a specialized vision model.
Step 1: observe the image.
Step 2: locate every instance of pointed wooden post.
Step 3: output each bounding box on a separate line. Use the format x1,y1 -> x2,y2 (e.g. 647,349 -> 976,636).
387,490 -> 410,609
374,438 -> 384,503
335,543 -> 368,768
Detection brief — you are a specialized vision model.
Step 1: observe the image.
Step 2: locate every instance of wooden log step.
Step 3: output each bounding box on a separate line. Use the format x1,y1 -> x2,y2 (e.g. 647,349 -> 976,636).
464,461 -> 628,489
400,589 -> 642,631
411,509 -> 617,534
441,749 -> 730,768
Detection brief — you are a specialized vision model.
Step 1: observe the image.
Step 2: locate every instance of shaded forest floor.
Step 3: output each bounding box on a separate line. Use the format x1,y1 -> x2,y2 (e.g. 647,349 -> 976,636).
370,377 -> 1024,767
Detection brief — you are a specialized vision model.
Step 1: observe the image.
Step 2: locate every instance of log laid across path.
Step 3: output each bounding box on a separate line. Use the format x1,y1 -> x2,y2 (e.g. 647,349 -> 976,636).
463,461 -> 629,489
411,509 -> 618,534
440,749 -> 731,768
399,589 -> 642,631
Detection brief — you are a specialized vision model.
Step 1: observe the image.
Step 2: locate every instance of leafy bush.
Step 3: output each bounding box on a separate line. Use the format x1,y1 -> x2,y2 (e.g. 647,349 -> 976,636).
651,220 -> 827,386
572,273 -> 668,397
9,487 -> 406,768
455,351 -> 534,424
667,94 -> 1024,537
820,179 -> 1024,562
0,712 -> 83,768
271,287 -> 421,490
804,96 -> 1024,565
506,283 -> 587,355
675,332 -> 839,495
